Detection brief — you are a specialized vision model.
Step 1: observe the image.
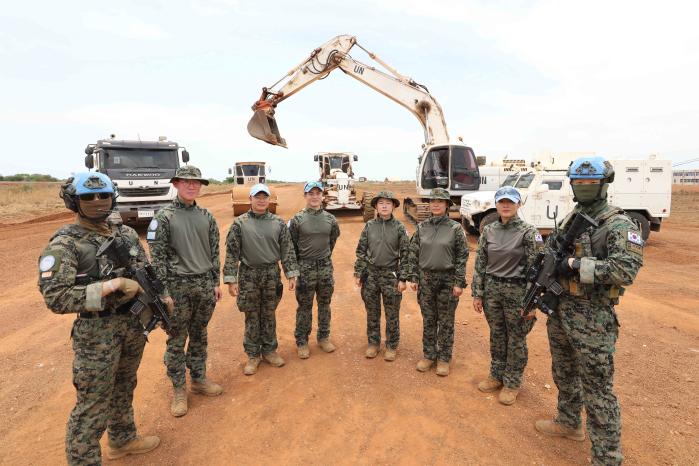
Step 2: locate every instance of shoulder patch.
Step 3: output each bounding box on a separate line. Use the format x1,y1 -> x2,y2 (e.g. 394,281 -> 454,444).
535,233 -> 543,243
627,231 -> 644,246
146,231 -> 156,241
148,219 -> 158,231
39,255 -> 56,272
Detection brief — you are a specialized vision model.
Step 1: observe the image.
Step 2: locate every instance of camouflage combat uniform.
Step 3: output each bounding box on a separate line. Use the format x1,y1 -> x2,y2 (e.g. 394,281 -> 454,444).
408,214 -> 469,362
38,219 -> 148,466
547,199 -> 643,465
223,210 -> 299,356
472,217 -> 542,388
354,214 -> 410,349
148,197 -> 220,389
288,207 -> 340,346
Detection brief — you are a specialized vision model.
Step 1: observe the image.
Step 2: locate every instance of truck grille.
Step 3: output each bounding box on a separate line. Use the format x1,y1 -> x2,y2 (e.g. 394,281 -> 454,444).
118,187 -> 170,197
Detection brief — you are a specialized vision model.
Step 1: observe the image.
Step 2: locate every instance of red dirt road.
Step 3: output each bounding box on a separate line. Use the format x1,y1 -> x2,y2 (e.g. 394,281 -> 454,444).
0,183 -> 697,465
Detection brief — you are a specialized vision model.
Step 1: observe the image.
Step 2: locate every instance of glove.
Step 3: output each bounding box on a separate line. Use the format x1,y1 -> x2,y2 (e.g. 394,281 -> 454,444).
556,257 -> 580,278
117,277 -> 144,300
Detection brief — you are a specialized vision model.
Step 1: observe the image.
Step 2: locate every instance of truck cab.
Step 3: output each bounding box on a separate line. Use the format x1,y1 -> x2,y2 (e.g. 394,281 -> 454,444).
84,136 -> 190,224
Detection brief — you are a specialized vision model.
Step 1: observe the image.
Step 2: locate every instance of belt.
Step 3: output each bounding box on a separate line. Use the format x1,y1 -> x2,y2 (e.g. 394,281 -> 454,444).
487,274 -> 526,285
171,271 -> 211,279
79,302 -> 132,319
299,256 -> 332,264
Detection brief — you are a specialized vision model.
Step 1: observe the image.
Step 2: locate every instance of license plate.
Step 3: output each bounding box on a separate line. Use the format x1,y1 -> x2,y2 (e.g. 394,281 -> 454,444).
138,210 -> 154,218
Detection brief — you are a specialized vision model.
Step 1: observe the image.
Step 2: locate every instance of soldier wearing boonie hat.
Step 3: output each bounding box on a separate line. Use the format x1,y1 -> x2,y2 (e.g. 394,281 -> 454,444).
407,187 -> 468,377
472,185 -> 543,405
354,191 -> 409,361
148,164 -> 223,417
223,183 -> 299,375
288,180 -> 341,359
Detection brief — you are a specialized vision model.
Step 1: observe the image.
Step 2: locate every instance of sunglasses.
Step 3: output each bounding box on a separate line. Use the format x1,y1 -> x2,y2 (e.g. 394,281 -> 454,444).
79,193 -> 112,201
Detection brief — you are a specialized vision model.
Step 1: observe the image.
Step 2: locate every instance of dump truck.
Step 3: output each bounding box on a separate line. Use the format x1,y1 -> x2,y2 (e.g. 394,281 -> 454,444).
228,161 -> 278,215
84,135 -> 190,224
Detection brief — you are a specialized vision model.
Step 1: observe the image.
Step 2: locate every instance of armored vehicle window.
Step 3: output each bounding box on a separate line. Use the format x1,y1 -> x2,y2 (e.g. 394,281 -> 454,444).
515,173 -> 535,189
501,174 -> 519,187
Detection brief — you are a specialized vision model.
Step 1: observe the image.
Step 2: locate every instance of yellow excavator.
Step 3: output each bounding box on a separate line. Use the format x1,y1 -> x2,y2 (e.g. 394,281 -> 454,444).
246,34 -> 481,222
228,161 -> 278,215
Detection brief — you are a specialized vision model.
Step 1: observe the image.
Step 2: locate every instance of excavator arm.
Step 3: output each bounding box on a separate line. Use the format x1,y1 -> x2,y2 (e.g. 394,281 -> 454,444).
248,35 -> 450,148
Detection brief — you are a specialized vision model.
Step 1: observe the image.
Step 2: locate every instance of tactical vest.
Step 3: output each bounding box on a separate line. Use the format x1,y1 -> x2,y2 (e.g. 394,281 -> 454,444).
51,225 -> 136,284
559,206 -> 626,302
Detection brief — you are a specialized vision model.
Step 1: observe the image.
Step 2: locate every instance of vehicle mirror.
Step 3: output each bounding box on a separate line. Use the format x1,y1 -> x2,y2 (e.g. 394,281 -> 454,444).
535,184 -> 549,193
84,145 -> 93,155
228,168 -> 232,175
182,150 -> 190,163
353,155 -> 358,161
314,155 -> 319,162
84,154 -> 94,169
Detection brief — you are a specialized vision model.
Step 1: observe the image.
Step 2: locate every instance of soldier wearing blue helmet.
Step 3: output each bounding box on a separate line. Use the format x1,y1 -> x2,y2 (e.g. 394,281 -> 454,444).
535,156 -> 644,465
38,172 -> 162,464
472,186 -> 543,405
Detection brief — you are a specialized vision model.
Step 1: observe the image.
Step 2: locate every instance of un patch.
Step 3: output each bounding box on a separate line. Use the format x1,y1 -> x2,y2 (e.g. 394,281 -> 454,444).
148,219 -> 158,231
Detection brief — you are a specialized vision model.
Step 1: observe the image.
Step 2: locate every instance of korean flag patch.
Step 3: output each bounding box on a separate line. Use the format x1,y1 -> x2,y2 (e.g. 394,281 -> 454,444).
627,231 -> 644,246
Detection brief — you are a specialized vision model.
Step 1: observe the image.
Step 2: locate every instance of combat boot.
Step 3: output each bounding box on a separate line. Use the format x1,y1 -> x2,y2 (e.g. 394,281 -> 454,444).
383,347 -> 397,362
498,387 -> 519,405
191,378 -> 223,396
244,357 -> 262,375
478,377 -> 503,393
263,351 -> 285,367
535,419 -> 585,441
170,387 -> 187,417
106,435 -> 160,460
365,344 -> 380,358
436,361 -> 450,377
297,344 -> 310,359
318,339 -> 336,353
416,358 -> 435,372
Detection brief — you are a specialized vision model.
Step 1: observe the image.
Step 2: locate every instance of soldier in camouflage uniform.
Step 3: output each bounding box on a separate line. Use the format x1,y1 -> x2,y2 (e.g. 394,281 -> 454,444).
471,186 -> 543,405
38,172 -> 161,465
288,181 -> 341,359
354,191 -> 410,361
407,188 -> 469,376
535,157 -> 644,466
223,183 -> 299,375
148,165 -> 223,418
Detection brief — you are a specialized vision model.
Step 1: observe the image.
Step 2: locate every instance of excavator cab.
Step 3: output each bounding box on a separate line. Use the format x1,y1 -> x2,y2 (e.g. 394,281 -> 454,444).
420,145 -> 480,191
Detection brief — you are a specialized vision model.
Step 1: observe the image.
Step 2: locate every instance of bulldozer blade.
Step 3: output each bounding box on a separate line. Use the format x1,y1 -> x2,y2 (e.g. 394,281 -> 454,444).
247,110 -> 287,148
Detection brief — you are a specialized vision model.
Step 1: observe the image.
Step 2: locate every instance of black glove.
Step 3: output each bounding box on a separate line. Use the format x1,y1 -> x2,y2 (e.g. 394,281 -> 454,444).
556,257 -> 579,278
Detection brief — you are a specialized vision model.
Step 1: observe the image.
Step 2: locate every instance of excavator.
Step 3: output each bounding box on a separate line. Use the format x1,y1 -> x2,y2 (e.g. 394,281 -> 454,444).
246,34 -> 481,222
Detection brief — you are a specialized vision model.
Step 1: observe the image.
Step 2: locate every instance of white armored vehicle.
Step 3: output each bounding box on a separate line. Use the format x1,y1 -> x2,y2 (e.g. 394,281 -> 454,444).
460,154 -> 672,240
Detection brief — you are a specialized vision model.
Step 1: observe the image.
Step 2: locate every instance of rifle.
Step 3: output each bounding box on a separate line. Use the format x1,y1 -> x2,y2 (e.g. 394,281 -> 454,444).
520,212 -> 598,318
96,233 -> 178,339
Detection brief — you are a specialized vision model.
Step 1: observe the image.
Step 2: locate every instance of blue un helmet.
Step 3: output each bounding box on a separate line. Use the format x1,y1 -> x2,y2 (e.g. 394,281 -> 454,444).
567,156 -> 615,204
60,172 -> 117,214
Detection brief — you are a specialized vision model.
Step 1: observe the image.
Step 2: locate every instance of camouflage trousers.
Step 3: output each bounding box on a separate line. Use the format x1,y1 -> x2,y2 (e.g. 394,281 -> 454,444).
417,271 -> 460,362
361,267 -> 402,349
295,258 -> 334,346
547,296 -> 622,466
66,313 -> 145,466
237,263 -> 283,357
164,274 -> 216,388
483,275 -> 535,388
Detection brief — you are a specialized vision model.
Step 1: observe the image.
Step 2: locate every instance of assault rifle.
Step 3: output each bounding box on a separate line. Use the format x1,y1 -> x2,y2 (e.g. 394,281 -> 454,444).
520,212 -> 598,318
96,234 -> 177,338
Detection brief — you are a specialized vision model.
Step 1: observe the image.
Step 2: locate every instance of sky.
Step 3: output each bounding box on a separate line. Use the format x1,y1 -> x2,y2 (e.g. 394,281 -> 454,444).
2,0 -> 698,181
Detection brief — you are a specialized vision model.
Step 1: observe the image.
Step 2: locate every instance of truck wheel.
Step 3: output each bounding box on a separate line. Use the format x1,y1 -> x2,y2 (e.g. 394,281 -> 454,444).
462,217 -> 478,235
627,211 -> 650,241
478,211 -> 499,234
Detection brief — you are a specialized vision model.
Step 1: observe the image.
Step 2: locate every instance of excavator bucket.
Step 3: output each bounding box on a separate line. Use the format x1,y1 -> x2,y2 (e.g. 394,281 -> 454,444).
247,110 -> 287,148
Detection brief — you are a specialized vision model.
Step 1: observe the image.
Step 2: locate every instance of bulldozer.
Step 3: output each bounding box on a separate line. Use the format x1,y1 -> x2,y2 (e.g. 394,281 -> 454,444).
228,161 -> 278,215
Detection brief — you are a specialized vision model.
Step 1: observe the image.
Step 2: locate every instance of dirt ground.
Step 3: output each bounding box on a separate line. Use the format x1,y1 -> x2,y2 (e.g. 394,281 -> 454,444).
0,183 -> 697,465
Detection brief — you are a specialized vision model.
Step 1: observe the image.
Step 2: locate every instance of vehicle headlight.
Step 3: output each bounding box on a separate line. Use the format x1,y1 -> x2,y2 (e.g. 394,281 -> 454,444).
472,200 -> 480,208
483,201 -> 491,209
